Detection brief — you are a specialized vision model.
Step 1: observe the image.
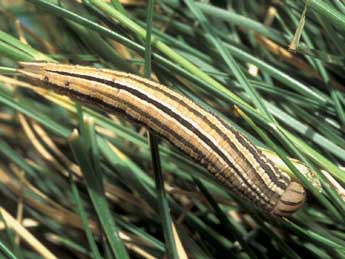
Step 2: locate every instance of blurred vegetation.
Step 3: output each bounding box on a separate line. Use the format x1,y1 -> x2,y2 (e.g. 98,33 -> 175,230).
1,0 -> 345,258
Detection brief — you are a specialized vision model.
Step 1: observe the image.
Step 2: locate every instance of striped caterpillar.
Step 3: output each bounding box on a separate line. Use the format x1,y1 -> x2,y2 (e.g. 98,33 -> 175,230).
18,62 -> 306,216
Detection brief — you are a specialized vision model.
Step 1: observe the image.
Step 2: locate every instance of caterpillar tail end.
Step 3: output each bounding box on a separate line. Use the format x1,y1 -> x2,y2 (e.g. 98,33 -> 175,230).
272,181 -> 306,217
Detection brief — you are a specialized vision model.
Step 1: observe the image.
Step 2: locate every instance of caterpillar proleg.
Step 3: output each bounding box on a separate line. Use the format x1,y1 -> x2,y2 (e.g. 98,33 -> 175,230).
18,62 -> 305,216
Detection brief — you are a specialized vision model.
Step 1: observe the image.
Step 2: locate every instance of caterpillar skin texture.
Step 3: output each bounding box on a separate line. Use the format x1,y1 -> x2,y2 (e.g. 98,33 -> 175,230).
18,62 -> 306,216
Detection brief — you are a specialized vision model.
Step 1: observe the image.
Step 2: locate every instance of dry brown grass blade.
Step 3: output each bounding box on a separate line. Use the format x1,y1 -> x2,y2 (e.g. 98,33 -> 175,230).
256,35 -> 345,91
0,207 -> 58,259
0,166 -> 161,257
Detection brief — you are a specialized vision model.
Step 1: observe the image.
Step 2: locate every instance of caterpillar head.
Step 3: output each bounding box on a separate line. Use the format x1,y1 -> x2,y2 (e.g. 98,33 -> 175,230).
272,181 -> 306,216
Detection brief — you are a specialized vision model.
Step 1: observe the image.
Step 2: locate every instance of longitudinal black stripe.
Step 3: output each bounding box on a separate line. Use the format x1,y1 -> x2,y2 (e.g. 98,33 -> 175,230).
48,70 -> 272,206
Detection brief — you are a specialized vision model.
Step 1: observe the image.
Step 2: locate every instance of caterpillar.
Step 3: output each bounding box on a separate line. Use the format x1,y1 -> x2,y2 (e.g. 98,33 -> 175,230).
18,62 -> 305,216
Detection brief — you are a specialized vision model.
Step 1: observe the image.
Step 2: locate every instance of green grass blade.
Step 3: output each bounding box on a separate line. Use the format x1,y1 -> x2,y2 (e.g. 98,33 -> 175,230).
68,129 -> 129,259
